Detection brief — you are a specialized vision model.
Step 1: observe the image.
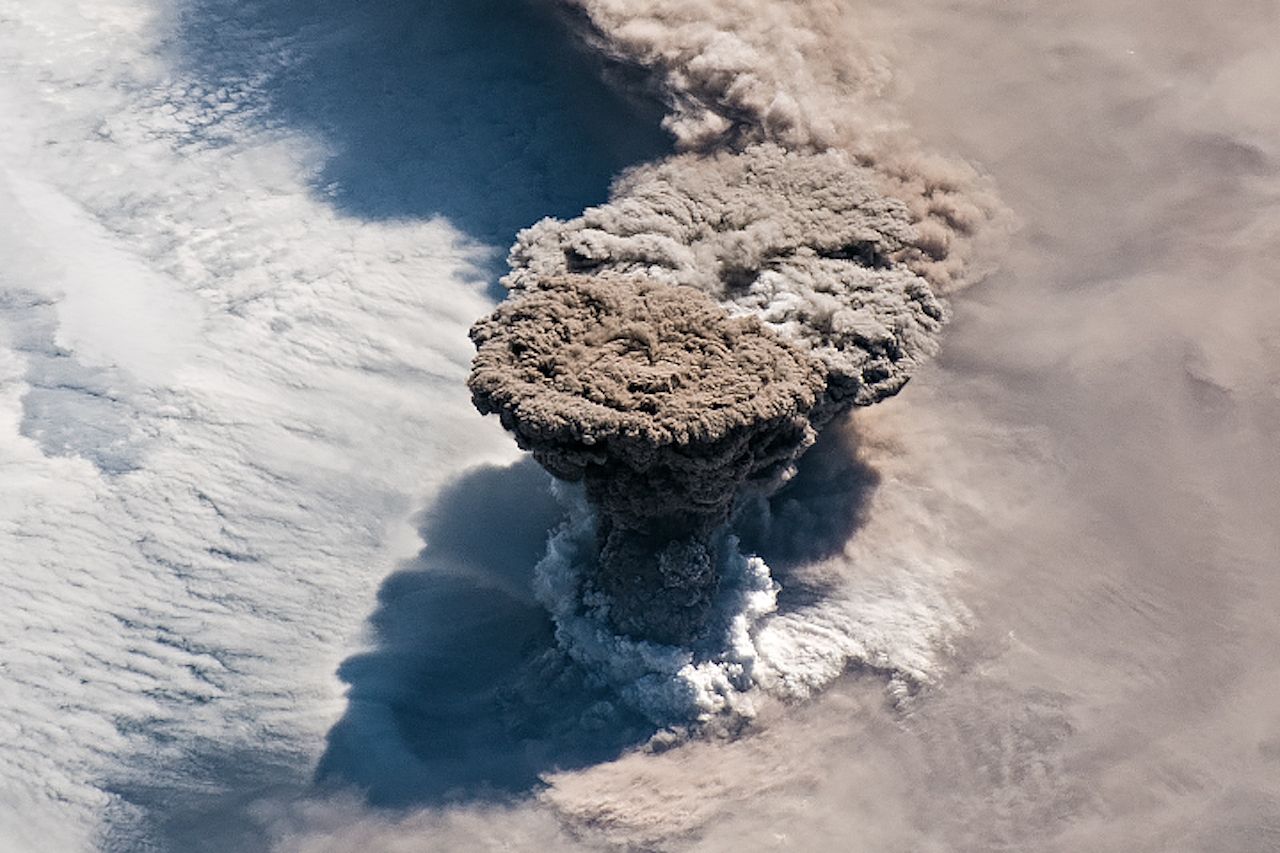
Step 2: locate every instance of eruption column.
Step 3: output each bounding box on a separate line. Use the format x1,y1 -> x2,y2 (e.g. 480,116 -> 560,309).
470,273 -> 825,642
467,1 -> 998,655
468,148 -> 951,644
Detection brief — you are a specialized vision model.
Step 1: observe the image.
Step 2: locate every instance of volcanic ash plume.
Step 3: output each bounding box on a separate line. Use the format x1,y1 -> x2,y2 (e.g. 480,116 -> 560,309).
556,0 -> 1000,292
466,0 -> 999,702
506,144 -> 949,410
470,272 -> 825,642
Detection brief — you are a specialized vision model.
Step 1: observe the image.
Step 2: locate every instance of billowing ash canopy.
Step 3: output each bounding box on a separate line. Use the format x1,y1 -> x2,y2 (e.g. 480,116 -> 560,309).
505,145 -> 948,410
469,273 -> 827,522
469,273 -> 833,643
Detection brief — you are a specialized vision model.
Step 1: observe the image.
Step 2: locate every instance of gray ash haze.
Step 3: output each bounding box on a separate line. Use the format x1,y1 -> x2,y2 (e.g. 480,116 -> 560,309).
1,1 -> 1278,853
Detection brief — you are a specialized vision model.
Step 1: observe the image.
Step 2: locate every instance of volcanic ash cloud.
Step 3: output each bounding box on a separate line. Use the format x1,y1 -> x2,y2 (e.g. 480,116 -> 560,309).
470,145 -> 953,646
557,0 -> 1000,292
506,144 -> 949,410
470,272 -> 825,643
467,1 -> 998,665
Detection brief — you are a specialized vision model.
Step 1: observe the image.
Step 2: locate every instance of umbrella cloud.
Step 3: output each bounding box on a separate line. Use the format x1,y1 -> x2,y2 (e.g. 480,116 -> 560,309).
470,272 -> 825,642
467,0 -> 999,713
505,144 -> 950,409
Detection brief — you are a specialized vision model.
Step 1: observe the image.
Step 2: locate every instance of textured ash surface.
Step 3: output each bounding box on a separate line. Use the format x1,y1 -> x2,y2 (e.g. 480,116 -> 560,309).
470,273 -> 825,641
470,272 -> 825,461
507,144 -> 949,408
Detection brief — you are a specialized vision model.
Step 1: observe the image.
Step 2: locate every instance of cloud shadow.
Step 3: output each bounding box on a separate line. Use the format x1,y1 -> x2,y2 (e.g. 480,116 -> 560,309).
98,428 -> 882,849
167,0 -> 670,258
733,419 -> 882,607
314,458 -> 656,808
318,422 -> 882,811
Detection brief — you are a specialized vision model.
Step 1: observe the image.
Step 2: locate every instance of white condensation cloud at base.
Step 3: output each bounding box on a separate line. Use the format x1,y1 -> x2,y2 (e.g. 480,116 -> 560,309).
527,421 -> 983,727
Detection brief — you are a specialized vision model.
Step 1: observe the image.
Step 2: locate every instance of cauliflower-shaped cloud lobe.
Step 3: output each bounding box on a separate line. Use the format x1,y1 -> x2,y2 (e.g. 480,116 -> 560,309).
470,273 -> 825,642
506,144 -> 948,411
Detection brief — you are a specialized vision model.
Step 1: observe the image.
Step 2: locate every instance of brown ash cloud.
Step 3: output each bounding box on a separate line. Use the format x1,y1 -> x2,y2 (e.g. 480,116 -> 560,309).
470,273 -> 824,642
506,144 -> 949,410
466,0 -> 999,649
555,0 -> 1001,290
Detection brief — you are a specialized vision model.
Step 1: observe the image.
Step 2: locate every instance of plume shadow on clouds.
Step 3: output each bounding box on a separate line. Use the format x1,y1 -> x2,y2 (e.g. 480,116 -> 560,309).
314,435 -> 881,811
314,459 -> 655,808
103,461 -> 655,850
170,0 -> 669,250
97,447 -> 882,851
733,420 -> 880,601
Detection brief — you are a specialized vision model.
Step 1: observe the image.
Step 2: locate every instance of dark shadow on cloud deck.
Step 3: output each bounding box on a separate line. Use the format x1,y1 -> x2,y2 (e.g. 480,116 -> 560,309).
99,462 -> 657,852
732,422 -> 881,596
169,0 -> 669,249
317,436 -> 881,809
315,459 -> 656,807
99,3 -> 672,847
97,450 -> 882,851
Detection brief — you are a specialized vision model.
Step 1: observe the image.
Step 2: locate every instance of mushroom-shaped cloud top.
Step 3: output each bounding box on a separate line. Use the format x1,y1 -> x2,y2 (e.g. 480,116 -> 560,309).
469,272 -> 827,517
469,273 -> 829,642
505,145 -> 949,413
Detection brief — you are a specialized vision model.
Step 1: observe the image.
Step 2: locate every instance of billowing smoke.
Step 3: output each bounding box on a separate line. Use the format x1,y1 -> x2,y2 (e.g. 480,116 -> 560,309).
506,144 -> 949,409
470,272 -> 824,642
467,0 -> 999,716
553,0 -> 1000,291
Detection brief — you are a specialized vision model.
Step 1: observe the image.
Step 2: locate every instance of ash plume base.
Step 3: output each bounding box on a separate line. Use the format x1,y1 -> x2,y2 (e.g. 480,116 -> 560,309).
530,476 -> 963,729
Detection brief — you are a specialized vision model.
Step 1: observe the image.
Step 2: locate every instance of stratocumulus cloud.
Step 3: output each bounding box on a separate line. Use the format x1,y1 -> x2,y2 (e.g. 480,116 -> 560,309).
0,0 -> 644,847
